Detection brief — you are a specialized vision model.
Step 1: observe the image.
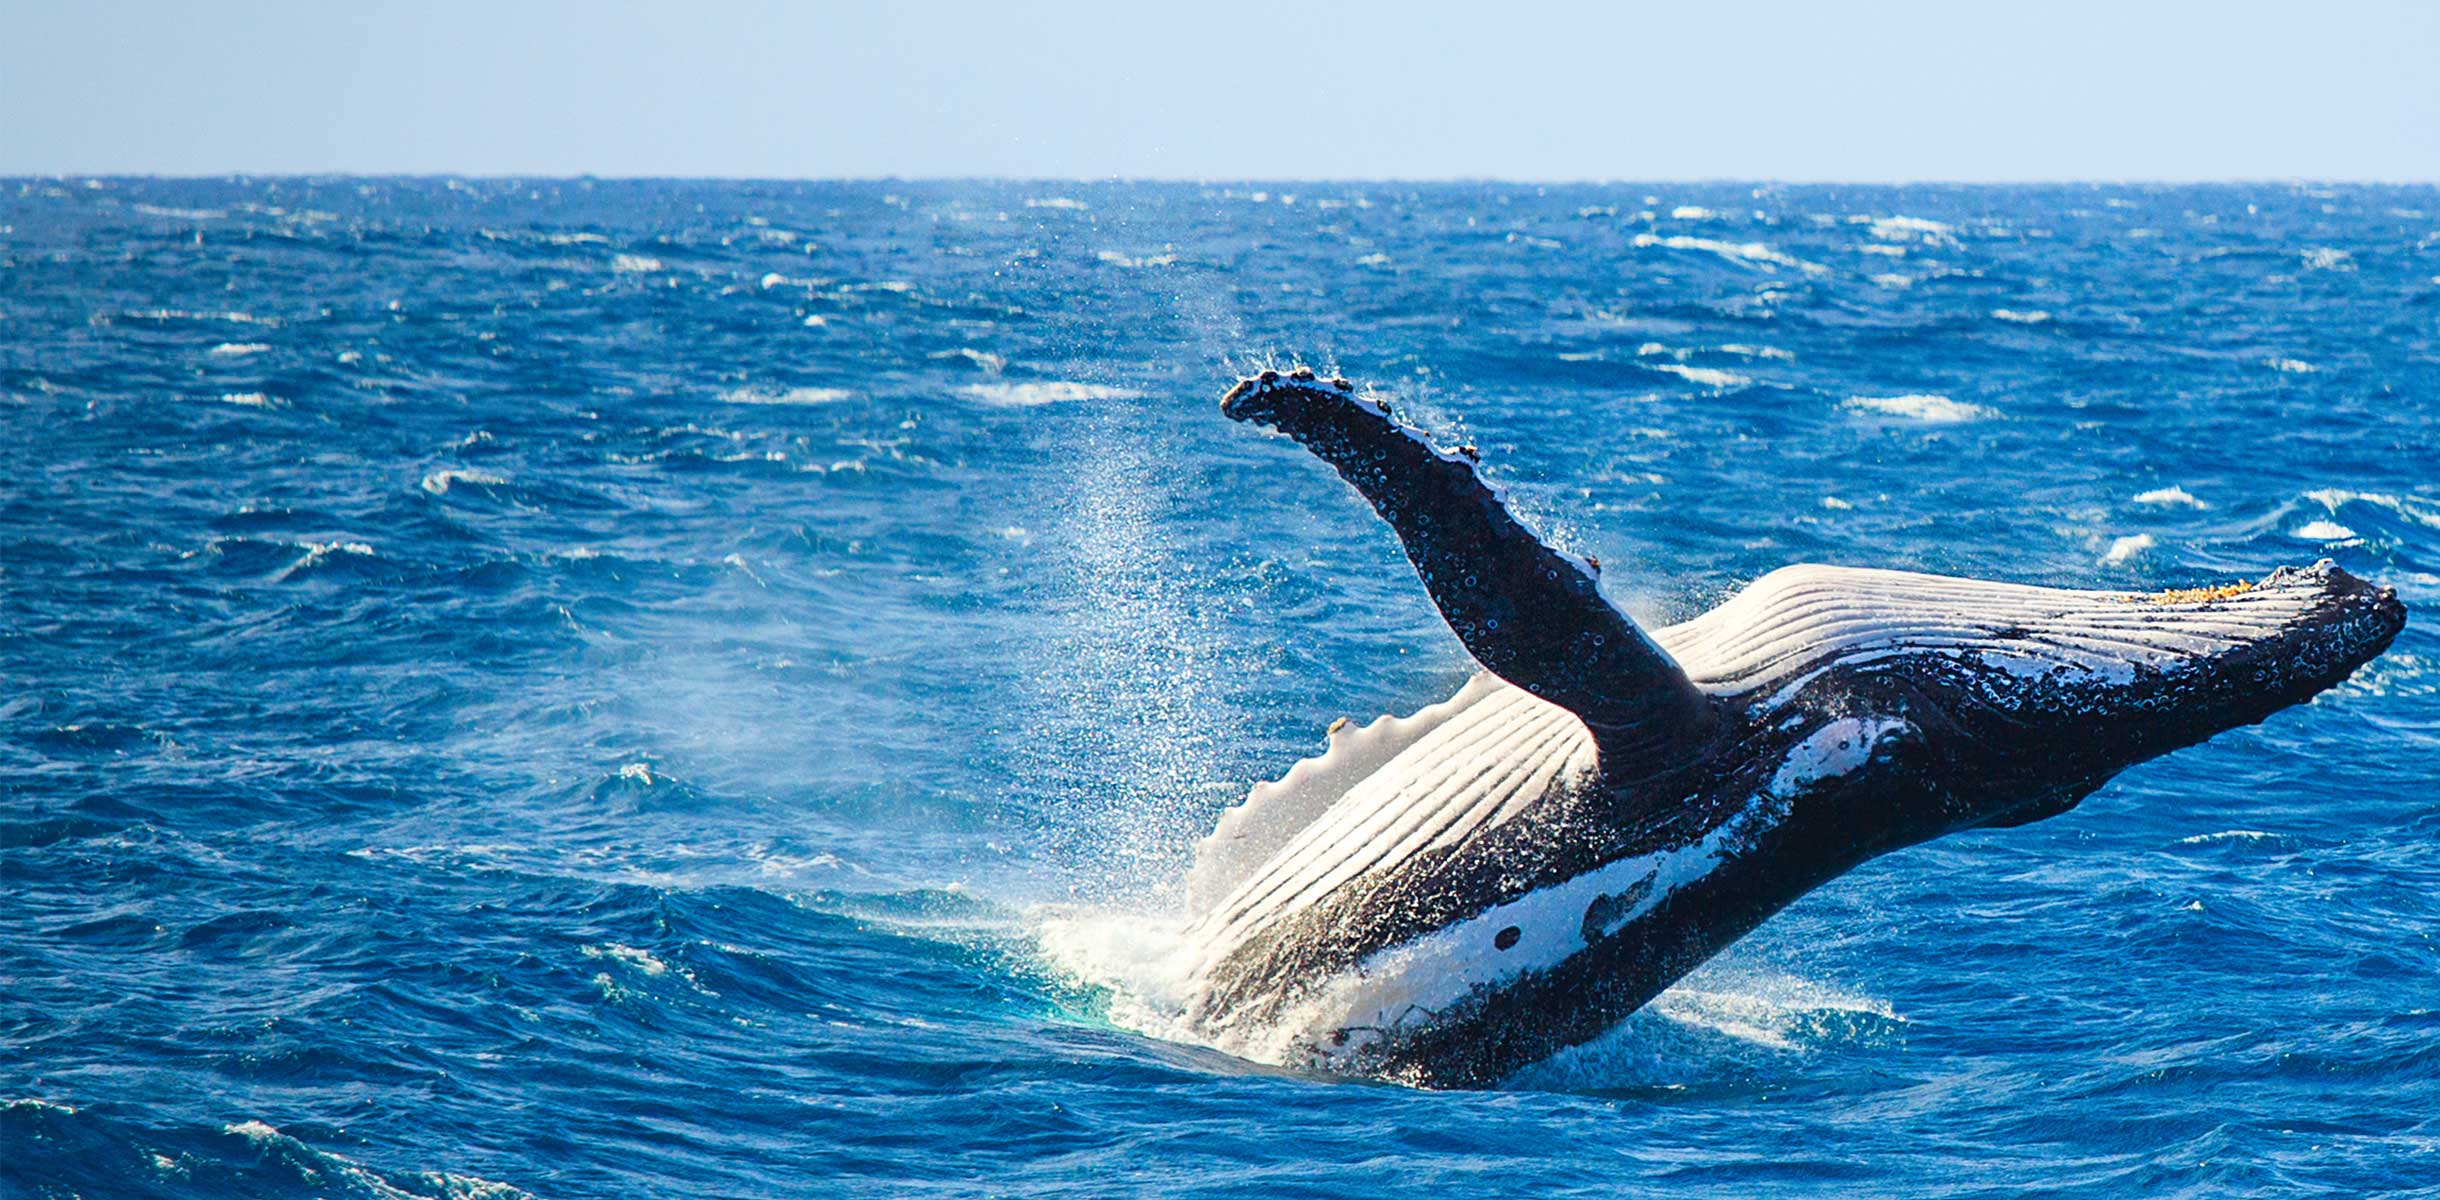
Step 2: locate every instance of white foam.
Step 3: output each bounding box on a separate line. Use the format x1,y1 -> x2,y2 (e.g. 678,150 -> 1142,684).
928,347 -> 1006,373
1097,250 -> 1178,268
1631,233 -> 1829,275
1647,362 -> 1751,389
1991,308 -> 2052,324
1842,394 -> 1996,423
2294,519 -> 2358,541
2101,533 -> 2155,564
2299,247 -> 2355,271
217,392 -> 280,408
1025,197 -> 1088,211
2133,486 -> 2207,509
721,385 -> 851,406
2306,489 -> 2440,529
2267,357 -> 2319,374
958,381 -> 1141,407
421,469 -> 507,495
1669,205 -> 1718,220
2176,829 -> 2275,846
132,203 -> 226,220
1866,215 -> 1960,247
581,942 -> 669,976
208,342 -> 270,357
611,253 -> 663,273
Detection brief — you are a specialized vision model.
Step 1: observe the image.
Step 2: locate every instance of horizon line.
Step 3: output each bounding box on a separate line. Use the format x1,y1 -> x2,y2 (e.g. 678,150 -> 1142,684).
10,172 -> 2440,189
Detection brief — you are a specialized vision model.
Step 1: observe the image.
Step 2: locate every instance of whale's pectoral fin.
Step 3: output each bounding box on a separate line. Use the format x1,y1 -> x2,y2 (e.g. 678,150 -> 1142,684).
1222,371 -> 1714,757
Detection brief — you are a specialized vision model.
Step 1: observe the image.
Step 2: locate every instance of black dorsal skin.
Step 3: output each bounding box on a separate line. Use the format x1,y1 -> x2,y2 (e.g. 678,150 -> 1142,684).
1194,371 -> 2407,1089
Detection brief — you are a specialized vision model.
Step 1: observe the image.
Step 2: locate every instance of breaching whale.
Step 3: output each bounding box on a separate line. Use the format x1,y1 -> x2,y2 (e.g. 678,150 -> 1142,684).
1178,368 -> 2405,1089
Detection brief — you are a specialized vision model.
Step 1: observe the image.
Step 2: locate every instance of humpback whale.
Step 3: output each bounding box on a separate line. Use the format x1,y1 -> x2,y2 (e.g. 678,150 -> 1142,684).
1178,368 -> 2405,1089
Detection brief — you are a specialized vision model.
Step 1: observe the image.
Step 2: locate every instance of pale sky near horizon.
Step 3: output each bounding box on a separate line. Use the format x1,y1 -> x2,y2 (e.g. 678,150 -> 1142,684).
3,1 -> 2436,181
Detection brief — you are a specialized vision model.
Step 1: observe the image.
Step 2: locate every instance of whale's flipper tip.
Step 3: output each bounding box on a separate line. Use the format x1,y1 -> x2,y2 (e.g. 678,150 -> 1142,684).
1220,368 -> 1363,424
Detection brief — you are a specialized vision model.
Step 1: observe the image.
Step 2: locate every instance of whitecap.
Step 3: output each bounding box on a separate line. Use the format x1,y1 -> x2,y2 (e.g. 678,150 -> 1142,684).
2294,519 -> 2358,541
1991,308 -> 2052,324
611,253 -> 663,273
1869,273 -> 1913,289
1096,249 -> 1178,268
217,392 -> 280,408
959,381 -> 1142,407
421,468 -> 508,495
2133,486 -> 2207,509
1630,233 -> 1828,275
581,942 -> 669,976
1866,214 -> 1960,247
209,342 -> 271,357
131,203 -> 226,220
1646,362 -> 1751,389
721,386 -> 851,406
2176,829 -> 2275,846
1025,197 -> 1088,211
2267,357 -> 2319,374
1715,343 -> 1795,361
2101,533 -> 2155,565
2299,247 -> 2355,272
1669,205 -> 1717,220
2304,489 -> 2440,530
1842,394 -> 1997,422
927,347 -> 1006,373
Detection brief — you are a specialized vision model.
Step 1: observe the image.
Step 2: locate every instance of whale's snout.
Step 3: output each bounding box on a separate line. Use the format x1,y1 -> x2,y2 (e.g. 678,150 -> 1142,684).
2285,559 -> 2407,691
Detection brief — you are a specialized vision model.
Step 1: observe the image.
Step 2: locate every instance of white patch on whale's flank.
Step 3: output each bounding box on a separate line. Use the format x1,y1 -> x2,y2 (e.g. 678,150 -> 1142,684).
1241,717 -> 1908,1068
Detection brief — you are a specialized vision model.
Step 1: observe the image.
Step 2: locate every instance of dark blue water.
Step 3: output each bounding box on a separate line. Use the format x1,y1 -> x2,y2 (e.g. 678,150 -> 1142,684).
5,179 -> 2438,1198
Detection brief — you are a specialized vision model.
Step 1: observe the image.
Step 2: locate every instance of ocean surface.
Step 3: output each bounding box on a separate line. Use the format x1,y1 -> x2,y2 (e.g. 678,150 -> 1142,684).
5,178 -> 2438,1198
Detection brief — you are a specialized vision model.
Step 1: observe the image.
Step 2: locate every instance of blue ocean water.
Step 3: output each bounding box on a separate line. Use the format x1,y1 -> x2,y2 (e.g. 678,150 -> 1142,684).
4,178 -> 2438,1198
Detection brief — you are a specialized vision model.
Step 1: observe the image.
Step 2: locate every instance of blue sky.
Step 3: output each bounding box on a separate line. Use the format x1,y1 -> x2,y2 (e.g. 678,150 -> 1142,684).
4,1 -> 2435,179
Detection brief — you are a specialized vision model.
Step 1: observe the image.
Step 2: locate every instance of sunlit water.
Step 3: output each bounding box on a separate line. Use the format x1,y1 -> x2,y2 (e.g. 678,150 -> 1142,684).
5,179 -> 2438,1197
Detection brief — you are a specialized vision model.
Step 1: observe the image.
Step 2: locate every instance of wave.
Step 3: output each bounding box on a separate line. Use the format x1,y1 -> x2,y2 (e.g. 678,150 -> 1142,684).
959,381 -> 1143,407
1841,394 -> 1997,422
720,385 -> 852,406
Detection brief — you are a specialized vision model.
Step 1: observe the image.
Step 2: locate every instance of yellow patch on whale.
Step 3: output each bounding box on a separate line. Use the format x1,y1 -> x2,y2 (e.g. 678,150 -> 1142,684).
2127,580 -> 2257,606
